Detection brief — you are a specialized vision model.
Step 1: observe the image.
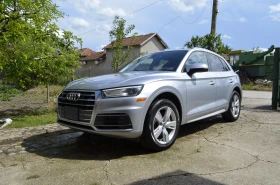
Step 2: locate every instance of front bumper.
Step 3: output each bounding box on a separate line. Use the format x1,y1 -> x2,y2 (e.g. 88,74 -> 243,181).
57,90 -> 146,138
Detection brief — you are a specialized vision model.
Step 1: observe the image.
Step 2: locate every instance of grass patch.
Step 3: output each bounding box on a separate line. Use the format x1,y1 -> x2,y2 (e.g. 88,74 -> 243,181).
242,83 -> 272,91
7,111 -> 57,128
0,85 -> 22,101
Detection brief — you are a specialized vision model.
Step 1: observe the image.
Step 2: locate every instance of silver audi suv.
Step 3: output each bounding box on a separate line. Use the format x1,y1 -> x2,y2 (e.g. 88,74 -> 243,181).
57,48 -> 242,151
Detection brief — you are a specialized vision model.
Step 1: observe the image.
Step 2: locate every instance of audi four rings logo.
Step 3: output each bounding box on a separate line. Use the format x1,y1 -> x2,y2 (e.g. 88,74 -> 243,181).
66,92 -> 81,101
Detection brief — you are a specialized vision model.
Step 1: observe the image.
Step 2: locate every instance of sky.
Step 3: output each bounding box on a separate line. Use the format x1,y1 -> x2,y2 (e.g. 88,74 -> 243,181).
53,0 -> 280,52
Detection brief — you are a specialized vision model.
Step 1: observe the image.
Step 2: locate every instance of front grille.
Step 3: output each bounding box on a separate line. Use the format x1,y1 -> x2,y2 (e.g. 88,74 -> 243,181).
58,91 -> 95,123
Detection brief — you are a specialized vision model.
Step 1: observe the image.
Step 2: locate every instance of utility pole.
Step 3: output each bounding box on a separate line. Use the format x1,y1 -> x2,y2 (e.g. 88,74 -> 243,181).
211,0 -> 218,35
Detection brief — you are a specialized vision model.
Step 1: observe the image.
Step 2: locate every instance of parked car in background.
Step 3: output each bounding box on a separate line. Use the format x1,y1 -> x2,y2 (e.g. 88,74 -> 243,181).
57,48 -> 242,151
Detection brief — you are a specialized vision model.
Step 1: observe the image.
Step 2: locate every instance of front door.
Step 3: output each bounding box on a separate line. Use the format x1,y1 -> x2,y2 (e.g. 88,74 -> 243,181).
182,51 -> 217,123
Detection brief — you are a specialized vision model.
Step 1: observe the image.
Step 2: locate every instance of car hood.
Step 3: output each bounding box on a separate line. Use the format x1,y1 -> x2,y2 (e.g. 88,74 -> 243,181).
64,71 -> 182,90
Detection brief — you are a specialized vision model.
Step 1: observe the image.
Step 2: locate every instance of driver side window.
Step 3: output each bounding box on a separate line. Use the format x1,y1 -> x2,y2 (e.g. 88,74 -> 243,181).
184,51 -> 208,72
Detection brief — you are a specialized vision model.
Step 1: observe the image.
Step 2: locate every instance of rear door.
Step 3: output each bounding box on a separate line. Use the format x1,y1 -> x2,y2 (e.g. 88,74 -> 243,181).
206,53 -> 235,110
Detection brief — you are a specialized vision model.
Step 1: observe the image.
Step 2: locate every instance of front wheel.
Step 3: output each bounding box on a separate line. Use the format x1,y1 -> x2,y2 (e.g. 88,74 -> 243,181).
222,91 -> 241,122
140,99 -> 180,151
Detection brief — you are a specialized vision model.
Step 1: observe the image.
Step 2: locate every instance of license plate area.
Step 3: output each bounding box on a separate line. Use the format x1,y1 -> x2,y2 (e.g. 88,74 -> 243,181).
64,106 -> 79,121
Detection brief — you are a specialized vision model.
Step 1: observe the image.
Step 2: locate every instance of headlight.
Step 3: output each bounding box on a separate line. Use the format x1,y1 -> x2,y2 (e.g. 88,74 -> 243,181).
102,85 -> 143,98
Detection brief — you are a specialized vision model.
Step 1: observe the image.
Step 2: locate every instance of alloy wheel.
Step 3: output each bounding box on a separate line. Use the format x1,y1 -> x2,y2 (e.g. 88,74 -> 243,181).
152,106 -> 177,145
231,94 -> 240,118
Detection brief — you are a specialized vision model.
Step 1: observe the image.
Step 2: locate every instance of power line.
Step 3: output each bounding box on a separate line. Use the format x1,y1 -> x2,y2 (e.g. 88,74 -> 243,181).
157,0 -> 210,33
126,0 -> 164,16
157,16 -> 181,33
78,0 -> 164,36
78,22 -> 112,36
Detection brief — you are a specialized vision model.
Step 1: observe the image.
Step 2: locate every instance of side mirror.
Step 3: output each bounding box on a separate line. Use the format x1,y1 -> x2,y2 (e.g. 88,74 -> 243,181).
186,63 -> 208,76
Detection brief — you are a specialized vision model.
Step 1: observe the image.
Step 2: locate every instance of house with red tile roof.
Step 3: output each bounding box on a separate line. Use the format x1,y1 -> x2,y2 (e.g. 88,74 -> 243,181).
103,33 -> 168,50
75,33 -> 168,77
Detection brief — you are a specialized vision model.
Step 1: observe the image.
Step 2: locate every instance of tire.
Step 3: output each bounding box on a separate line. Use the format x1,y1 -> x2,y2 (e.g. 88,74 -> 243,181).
222,91 -> 241,122
140,99 -> 180,151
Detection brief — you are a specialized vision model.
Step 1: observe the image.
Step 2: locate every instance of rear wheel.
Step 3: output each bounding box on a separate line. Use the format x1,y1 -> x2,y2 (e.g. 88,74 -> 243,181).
140,99 -> 180,151
222,91 -> 241,122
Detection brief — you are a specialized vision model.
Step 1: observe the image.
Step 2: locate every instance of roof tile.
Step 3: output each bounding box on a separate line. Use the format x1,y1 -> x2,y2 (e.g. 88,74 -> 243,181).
81,51 -> 106,61
104,33 -> 156,49
79,48 -> 96,57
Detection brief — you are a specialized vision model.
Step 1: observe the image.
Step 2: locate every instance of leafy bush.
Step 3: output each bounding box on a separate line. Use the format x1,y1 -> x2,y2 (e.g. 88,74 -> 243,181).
0,85 -> 22,101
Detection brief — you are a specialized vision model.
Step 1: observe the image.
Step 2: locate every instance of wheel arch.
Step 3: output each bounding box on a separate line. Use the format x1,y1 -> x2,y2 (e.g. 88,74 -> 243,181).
233,86 -> 242,100
146,92 -> 183,126
139,83 -> 186,134
225,85 -> 242,111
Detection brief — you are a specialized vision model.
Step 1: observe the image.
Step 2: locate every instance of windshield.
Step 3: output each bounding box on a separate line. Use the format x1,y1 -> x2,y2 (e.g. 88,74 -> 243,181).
120,50 -> 188,72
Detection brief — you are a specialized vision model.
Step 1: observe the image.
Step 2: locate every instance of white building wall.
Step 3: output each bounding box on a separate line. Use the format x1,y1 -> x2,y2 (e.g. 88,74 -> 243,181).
140,37 -> 166,54
75,58 -> 112,77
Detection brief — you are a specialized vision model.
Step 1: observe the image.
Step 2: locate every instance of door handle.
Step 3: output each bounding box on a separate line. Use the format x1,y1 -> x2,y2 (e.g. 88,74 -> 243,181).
209,81 -> 215,85
229,79 -> 234,83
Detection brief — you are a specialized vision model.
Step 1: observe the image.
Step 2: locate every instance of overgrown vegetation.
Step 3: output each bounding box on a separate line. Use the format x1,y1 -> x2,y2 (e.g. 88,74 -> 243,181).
0,84 -> 22,101
0,0 -> 82,90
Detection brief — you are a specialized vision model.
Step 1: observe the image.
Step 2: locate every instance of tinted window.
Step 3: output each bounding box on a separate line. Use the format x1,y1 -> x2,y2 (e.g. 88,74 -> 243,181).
184,51 -> 208,72
207,54 -> 226,72
120,50 -> 188,72
219,58 -> 230,71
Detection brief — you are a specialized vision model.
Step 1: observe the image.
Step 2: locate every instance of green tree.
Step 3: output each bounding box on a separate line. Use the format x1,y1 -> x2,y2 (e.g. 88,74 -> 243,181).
0,0 -> 82,89
251,46 -> 265,53
109,16 -> 137,72
220,43 -> 232,54
184,33 -> 231,54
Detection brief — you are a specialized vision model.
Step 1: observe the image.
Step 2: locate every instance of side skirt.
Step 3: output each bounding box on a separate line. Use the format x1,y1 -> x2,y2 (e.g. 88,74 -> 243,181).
184,109 -> 226,124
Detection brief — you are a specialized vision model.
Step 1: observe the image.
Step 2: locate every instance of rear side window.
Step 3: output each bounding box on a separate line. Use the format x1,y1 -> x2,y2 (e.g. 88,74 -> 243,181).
219,58 -> 231,71
207,53 -> 228,72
